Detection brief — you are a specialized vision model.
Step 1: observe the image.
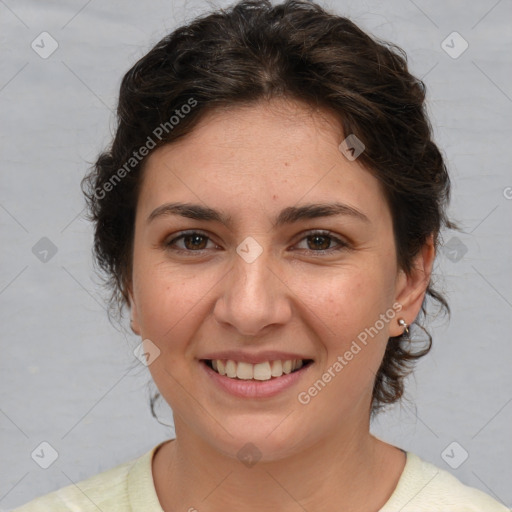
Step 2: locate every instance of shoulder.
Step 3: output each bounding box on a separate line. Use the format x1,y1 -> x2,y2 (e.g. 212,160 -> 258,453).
9,460 -> 133,512
9,443 -> 164,512
381,451 -> 510,512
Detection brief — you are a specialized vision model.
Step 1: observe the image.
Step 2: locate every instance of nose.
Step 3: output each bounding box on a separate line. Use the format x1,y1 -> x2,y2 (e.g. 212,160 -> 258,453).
213,245 -> 293,337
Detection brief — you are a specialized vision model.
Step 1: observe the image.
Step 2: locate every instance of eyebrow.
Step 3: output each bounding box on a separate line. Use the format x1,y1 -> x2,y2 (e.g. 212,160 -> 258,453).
147,201 -> 370,227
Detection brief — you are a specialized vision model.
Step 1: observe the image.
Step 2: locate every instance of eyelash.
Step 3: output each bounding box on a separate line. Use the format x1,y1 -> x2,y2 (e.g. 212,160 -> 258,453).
164,230 -> 350,256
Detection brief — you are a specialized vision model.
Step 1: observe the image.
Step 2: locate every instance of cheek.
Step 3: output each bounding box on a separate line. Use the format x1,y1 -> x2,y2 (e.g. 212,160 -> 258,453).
296,273 -> 393,413
292,264 -> 395,339
291,264 -> 396,404
132,258 -> 225,355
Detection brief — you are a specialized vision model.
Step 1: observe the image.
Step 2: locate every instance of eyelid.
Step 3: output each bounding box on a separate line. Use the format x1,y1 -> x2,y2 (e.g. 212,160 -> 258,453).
292,229 -> 351,253
164,229 -> 350,254
165,229 -> 218,252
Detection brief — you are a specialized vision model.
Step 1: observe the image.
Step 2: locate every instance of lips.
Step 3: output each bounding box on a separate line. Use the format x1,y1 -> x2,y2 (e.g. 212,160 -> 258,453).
201,357 -> 314,398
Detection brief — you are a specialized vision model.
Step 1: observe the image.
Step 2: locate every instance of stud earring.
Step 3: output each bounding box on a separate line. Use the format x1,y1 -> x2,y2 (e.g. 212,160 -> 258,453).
397,318 -> 409,336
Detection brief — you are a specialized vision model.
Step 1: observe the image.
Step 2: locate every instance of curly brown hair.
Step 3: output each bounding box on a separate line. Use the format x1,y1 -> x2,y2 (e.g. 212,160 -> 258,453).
81,0 -> 454,417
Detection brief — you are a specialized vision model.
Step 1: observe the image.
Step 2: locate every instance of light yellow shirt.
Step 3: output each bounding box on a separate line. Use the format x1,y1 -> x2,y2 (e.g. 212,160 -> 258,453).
11,441 -> 510,511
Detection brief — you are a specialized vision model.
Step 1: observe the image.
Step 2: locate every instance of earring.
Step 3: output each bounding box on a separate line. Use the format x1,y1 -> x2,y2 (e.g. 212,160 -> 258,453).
398,318 -> 409,336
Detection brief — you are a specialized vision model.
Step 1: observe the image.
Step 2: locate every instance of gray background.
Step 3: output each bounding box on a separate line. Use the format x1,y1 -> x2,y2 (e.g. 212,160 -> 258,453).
1,0 -> 511,509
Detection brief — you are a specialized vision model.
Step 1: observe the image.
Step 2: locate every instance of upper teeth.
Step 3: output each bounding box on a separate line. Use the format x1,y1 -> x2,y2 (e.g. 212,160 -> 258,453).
210,359 -> 304,380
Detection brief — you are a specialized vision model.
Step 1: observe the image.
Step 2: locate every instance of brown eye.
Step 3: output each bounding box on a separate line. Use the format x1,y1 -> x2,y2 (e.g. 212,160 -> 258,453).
166,231 -> 215,252
182,233 -> 208,250
294,230 -> 349,254
306,234 -> 332,251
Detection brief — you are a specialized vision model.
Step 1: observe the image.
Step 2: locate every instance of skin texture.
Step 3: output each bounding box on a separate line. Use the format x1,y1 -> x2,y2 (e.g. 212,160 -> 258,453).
129,98 -> 435,511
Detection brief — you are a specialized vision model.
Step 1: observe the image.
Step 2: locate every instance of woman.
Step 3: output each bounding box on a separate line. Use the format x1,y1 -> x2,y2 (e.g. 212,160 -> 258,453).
13,0 -> 509,510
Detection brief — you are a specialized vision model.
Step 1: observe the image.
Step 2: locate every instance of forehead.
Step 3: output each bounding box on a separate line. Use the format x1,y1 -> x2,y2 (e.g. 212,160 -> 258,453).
136,98 -> 389,226
202,99 -> 341,158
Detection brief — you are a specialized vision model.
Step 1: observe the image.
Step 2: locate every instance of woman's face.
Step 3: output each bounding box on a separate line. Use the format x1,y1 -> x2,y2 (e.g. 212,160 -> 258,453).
129,99 -> 429,461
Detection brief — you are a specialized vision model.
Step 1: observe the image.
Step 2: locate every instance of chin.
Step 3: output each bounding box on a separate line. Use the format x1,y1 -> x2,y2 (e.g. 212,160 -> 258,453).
198,415 -> 319,464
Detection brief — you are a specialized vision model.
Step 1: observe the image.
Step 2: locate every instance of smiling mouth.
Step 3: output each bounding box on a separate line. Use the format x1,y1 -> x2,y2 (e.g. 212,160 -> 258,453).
202,359 -> 314,381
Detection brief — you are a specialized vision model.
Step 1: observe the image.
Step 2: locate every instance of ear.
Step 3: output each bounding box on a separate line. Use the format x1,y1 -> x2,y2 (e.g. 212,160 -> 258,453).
390,235 -> 435,337
127,285 -> 141,336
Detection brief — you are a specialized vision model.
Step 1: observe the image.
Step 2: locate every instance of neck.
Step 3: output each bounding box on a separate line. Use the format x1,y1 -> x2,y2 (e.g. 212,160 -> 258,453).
153,415 -> 405,512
